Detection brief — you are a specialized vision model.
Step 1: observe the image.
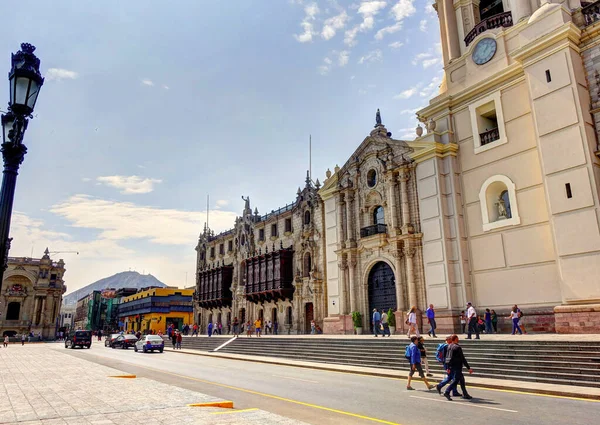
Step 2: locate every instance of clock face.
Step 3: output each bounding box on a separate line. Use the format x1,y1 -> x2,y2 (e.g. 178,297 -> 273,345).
472,38 -> 497,65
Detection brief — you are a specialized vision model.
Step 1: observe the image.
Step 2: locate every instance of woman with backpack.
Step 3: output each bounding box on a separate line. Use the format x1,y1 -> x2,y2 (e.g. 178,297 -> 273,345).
509,306 -> 522,335
406,306 -> 419,338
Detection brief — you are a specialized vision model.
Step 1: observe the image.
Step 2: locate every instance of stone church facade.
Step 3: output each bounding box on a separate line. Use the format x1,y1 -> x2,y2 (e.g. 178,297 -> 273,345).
0,249 -> 67,338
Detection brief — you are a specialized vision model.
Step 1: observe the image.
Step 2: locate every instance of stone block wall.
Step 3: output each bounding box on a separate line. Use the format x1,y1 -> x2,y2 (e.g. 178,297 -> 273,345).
554,304 -> 600,333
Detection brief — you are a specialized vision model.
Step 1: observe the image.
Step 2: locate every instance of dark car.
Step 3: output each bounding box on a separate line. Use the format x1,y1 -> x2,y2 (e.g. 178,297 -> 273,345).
105,333 -> 121,347
65,330 -> 92,349
111,334 -> 138,349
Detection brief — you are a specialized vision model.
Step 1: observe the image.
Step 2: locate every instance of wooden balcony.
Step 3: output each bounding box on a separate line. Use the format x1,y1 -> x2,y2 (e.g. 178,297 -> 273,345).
197,265 -> 233,309
245,247 -> 294,303
465,11 -> 513,47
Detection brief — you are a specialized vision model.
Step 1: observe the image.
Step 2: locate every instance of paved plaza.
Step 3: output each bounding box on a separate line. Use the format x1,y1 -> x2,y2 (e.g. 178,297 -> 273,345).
0,344 -> 307,425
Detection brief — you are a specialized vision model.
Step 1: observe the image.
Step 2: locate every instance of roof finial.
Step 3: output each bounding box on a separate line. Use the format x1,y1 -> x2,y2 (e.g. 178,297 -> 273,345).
375,109 -> 382,127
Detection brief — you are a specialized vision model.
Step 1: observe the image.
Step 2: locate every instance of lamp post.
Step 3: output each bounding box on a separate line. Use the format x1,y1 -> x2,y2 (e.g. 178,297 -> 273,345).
0,43 -> 44,294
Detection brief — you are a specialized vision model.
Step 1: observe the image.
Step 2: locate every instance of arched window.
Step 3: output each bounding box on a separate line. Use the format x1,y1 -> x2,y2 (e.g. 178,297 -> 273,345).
373,206 -> 385,225
479,175 -> 520,231
6,302 -> 20,320
286,306 -> 293,325
367,169 -> 377,187
303,252 -> 312,278
304,210 -> 311,225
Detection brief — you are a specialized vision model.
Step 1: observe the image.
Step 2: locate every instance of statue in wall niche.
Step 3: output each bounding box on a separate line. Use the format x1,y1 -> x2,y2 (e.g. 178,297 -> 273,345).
496,196 -> 508,220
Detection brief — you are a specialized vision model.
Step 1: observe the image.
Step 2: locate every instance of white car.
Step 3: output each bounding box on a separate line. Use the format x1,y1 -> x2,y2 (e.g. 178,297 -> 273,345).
133,335 -> 164,353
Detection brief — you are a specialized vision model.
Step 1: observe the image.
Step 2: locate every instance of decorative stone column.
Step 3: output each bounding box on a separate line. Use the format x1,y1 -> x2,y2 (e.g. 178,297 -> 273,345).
512,0 -> 532,23
443,0 -> 461,60
434,1 -> 451,66
336,195 -> 346,250
386,172 -> 399,233
345,191 -> 355,244
338,258 -> 348,315
392,250 -> 406,312
399,170 -> 412,234
403,243 -> 418,309
348,256 -> 357,313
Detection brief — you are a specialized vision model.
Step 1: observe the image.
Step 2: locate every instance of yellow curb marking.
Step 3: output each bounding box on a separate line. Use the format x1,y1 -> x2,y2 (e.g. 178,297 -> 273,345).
211,408 -> 259,415
108,375 -> 136,378
188,401 -> 234,408
116,362 -> 402,425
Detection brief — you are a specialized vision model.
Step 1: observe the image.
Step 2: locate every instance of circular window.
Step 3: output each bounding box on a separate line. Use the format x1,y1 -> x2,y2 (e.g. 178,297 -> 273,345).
367,169 -> 377,188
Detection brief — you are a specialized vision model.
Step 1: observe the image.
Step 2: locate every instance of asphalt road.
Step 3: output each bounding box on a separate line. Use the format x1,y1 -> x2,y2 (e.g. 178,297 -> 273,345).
52,341 -> 600,425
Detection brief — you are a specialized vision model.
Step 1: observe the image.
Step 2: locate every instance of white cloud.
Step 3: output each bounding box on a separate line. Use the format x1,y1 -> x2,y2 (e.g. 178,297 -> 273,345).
394,87 -> 418,99
375,22 -> 403,40
96,175 -> 162,194
420,74 -> 443,98
411,52 -> 432,65
358,49 -> 383,64
321,10 -> 349,40
419,19 -> 428,32
374,0 -> 416,40
46,68 -> 78,81
422,57 -> 442,69
344,0 -> 387,46
162,85 -> 169,90
295,2 -> 320,42
388,41 -> 404,49
358,88 -> 368,95
425,3 -> 436,15
337,50 -> 350,66
318,56 -> 332,75
81,177 -> 91,182
391,0 -> 416,21
400,107 -> 422,115
216,199 -> 229,207
141,79 -> 154,86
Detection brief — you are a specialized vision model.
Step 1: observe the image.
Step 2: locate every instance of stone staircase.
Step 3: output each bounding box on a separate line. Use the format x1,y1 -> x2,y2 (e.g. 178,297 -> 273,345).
176,337 -> 600,388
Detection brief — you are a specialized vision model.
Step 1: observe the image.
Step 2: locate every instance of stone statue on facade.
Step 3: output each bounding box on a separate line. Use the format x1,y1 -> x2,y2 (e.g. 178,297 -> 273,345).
375,109 -> 382,127
496,197 -> 508,219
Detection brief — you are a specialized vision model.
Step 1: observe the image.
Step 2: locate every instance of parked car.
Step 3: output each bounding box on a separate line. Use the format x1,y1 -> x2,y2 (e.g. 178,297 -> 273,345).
134,335 -> 164,353
65,330 -> 92,349
105,333 -> 121,347
111,334 -> 138,349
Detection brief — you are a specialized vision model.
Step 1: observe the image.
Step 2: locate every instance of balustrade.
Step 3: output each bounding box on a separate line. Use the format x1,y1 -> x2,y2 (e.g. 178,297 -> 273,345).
480,127 -> 500,145
583,1 -> 600,26
360,224 -> 388,238
465,11 -> 513,46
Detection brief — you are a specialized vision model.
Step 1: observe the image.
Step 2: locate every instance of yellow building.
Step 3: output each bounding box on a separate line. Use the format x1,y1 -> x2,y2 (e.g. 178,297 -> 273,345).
118,287 -> 194,333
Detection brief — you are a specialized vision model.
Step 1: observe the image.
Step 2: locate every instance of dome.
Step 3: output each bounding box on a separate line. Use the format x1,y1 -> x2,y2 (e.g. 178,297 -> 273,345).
528,2 -> 561,25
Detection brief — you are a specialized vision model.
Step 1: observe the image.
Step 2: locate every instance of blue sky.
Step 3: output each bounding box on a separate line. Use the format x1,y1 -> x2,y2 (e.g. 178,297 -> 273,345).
1,0 -> 441,293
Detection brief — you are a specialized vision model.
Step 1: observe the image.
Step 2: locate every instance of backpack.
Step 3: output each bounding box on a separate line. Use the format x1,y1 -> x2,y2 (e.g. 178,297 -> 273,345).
435,343 -> 447,364
404,344 -> 412,361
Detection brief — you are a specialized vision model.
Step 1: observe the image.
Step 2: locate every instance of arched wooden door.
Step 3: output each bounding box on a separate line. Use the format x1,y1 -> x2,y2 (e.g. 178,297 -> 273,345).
367,262 -> 397,330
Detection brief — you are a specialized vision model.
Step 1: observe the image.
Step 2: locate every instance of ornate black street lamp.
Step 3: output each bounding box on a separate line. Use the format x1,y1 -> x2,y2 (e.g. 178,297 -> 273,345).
0,43 -> 44,294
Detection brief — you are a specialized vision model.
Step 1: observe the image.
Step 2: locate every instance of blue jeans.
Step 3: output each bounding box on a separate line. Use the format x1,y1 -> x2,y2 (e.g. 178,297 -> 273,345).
485,320 -> 493,334
512,318 -> 522,334
382,323 -> 391,336
437,369 -> 461,396
446,368 -> 469,396
373,320 -> 381,336
428,318 -> 437,337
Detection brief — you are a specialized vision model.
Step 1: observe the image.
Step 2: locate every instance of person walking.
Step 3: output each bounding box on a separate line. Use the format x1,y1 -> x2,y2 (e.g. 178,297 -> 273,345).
443,334 -> 473,401
509,306 -> 522,335
381,309 -> 391,337
192,323 -> 198,337
406,306 -> 419,338
491,309 -> 498,333
21,334 -> 26,346
171,331 -> 177,349
97,329 -> 102,341
246,321 -> 253,337
372,308 -> 382,337
232,317 -> 240,337
459,311 -> 467,334
3,335 -> 9,348
516,305 -> 527,334
417,336 -> 433,377
484,309 -> 493,334
406,336 -> 435,391
217,322 -> 222,335
254,318 -> 262,337
435,335 -> 462,397
466,302 -> 480,340
207,322 -> 213,337
426,304 -> 437,338
176,331 -> 182,349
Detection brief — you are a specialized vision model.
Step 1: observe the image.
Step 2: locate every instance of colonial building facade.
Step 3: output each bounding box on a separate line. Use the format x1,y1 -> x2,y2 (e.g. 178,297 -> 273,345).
0,249 -> 66,338
195,176 -> 325,334
194,1 -> 600,334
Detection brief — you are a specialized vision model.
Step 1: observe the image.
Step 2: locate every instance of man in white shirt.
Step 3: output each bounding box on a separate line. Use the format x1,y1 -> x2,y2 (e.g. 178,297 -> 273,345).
466,302 -> 480,340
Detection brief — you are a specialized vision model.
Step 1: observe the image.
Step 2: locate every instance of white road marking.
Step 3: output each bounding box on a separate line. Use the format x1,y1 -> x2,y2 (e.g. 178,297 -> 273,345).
409,396 -> 518,413
272,375 -> 319,384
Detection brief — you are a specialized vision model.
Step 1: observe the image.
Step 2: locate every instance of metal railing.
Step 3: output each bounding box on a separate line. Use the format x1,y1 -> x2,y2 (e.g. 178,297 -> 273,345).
465,11 -> 513,47
360,224 -> 387,238
480,127 -> 500,145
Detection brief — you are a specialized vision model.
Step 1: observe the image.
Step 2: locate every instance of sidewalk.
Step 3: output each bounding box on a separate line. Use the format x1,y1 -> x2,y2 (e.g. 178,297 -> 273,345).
0,345 -> 308,424
170,344 -> 600,401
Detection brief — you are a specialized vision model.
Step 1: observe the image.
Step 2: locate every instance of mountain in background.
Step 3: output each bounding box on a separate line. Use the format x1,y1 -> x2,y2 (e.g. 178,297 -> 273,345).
62,271 -> 168,305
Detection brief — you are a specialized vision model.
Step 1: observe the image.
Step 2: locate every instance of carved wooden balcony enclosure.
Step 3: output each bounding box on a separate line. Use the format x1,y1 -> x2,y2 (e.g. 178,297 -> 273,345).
197,265 -> 233,309
245,247 -> 294,303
